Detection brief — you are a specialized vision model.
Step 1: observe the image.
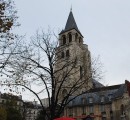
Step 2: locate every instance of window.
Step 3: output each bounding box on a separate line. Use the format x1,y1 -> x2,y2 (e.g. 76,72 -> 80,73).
89,97 -> 93,103
79,37 -> 81,43
80,66 -> 83,79
102,118 -> 106,120
82,98 -> 86,104
110,111 -> 113,120
82,106 -> 86,115
75,33 -> 78,42
89,106 -> 94,113
62,35 -> 66,45
102,112 -> 106,120
100,105 -> 105,112
66,50 -> 69,57
74,107 -> 77,116
61,52 -> 64,58
2,100 -> 4,103
108,94 -> 113,101
29,109 -> 31,114
101,96 -> 105,102
79,37 -> 82,43
82,98 -> 86,115
62,89 -> 67,98
120,104 -> 124,115
72,100 -> 75,106
17,102 -> 19,105
69,108 -> 73,117
68,33 -> 72,42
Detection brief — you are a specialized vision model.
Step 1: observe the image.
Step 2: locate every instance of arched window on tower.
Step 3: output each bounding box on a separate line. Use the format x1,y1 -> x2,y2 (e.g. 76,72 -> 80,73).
75,33 -> 78,42
62,35 -> 66,45
66,50 -> 70,57
62,89 -> 68,98
61,51 -> 64,58
80,66 -> 83,79
68,33 -> 72,42
79,37 -> 81,43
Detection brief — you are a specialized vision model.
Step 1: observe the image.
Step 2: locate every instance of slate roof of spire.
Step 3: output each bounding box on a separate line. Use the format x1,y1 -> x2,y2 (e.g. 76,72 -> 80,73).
59,11 -> 82,36
65,11 -> 79,31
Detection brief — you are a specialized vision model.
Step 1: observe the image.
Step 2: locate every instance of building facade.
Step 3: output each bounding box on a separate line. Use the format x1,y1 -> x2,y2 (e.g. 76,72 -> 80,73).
55,10 -> 130,120
23,101 -> 42,120
0,93 -> 23,114
65,80 -> 130,120
0,93 -> 41,120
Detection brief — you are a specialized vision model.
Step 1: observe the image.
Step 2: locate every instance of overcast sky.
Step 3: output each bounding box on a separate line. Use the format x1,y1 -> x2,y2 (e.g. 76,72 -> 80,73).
13,0 -> 130,95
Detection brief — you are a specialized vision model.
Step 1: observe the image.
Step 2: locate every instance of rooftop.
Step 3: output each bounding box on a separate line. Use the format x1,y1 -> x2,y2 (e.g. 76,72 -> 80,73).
59,11 -> 82,36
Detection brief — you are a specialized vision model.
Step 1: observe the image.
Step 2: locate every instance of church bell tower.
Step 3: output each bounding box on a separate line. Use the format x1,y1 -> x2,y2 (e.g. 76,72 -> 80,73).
55,10 -> 93,100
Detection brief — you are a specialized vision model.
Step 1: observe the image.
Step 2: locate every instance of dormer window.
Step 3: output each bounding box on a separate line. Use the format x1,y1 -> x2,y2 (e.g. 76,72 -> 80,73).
108,94 -> 113,101
101,96 -> 105,102
89,97 -> 93,103
82,98 -> 86,104
68,33 -> 72,42
62,35 -> 66,45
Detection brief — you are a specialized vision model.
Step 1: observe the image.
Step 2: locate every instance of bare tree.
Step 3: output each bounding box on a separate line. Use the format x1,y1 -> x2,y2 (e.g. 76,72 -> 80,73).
91,55 -> 104,83
0,29 -> 103,120
0,1 -> 104,119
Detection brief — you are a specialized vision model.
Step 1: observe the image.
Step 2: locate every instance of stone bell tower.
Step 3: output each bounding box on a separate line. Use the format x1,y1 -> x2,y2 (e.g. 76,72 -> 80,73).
54,10 -> 93,100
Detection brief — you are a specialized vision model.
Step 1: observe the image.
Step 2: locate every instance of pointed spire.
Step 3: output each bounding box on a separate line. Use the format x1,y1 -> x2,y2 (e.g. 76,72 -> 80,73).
59,10 -> 82,37
64,10 -> 79,32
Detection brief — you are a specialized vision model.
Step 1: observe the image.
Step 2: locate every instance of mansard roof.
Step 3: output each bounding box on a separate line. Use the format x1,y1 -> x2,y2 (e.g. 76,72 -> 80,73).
59,11 -> 82,36
92,79 -> 104,88
67,82 -> 128,107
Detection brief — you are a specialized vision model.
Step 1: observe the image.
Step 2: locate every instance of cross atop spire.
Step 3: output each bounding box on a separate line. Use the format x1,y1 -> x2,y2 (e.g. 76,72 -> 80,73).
70,5 -> 72,12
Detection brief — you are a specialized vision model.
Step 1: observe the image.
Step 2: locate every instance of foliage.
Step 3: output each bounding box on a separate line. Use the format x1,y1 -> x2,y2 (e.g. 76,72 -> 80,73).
0,0 -> 20,73
36,110 -> 46,120
0,107 -> 7,120
6,107 -> 22,120
5,99 -> 22,120
0,102 -> 22,120
0,0 -> 19,39
0,0 -> 25,95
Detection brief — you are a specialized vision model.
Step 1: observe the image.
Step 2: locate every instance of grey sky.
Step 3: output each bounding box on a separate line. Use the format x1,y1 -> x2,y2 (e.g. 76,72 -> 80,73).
14,0 -> 130,86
